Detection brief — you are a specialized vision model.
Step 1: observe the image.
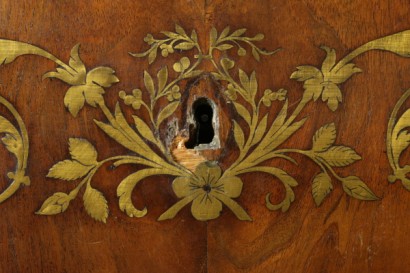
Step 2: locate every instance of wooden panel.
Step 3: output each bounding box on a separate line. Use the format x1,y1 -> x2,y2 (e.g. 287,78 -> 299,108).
206,1 -> 410,273
0,1 -> 209,273
0,1 -> 409,273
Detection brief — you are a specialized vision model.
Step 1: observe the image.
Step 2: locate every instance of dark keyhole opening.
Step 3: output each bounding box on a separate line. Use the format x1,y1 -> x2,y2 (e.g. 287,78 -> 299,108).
185,98 -> 215,148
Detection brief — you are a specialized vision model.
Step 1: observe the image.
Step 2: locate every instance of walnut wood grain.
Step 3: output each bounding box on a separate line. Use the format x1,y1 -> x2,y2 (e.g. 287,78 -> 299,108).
206,1 -> 410,273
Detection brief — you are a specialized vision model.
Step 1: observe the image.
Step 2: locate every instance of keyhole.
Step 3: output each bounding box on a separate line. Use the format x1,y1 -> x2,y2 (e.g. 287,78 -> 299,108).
185,98 -> 215,148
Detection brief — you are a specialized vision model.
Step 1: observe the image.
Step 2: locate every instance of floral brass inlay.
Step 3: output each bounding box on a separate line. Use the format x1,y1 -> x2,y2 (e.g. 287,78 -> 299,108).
0,26 -> 410,222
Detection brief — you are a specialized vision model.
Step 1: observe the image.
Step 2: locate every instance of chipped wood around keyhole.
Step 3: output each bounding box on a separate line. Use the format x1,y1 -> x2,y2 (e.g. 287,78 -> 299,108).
170,75 -> 230,172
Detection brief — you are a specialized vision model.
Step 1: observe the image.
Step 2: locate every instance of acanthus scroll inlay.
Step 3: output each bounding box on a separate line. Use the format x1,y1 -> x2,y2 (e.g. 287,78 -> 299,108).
0,25 -> 410,222
0,95 -> 30,204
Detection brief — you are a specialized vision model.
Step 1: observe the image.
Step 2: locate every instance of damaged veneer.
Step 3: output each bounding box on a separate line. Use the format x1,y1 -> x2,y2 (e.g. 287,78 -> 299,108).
169,74 -> 230,171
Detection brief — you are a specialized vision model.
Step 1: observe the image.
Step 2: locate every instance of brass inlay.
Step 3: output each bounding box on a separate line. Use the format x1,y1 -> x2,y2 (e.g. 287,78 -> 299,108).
387,89 -> 410,189
0,26 -> 409,222
0,95 -> 30,203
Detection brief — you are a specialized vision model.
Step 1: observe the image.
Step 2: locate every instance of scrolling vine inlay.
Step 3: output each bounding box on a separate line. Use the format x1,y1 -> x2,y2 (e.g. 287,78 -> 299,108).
1,26 -> 410,222
0,95 -> 30,203
387,89 -> 410,190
